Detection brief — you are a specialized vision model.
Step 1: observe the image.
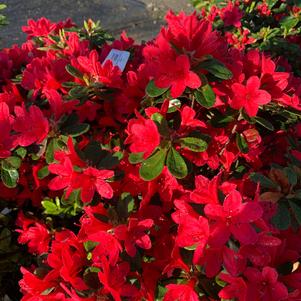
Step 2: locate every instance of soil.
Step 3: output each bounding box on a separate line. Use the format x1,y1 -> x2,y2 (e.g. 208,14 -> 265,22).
0,0 -> 193,48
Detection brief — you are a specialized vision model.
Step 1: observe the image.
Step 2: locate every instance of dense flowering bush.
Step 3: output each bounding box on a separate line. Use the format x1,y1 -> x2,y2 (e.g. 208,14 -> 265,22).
192,0 -> 301,75
0,3 -> 301,300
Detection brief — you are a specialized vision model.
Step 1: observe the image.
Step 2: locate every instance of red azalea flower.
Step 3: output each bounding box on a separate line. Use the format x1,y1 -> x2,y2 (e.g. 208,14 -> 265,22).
63,32 -> 90,57
220,1 -> 243,28
73,167 -> 114,203
22,17 -> 74,39
44,89 -> 79,121
244,267 -> 288,301
141,166 -> 183,210
125,112 -> 160,159
47,230 -> 88,291
155,55 -> 201,98
180,106 -> 207,129
16,212 -> 51,255
163,282 -> 199,301
114,218 -> 154,257
198,245 -> 224,277
176,215 -> 209,264
21,57 -> 71,96
190,174 -> 220,204
48,156 -> 75,196
98,258 -> 139,301
78,204 -> 112,241
230,76 -> 271,117
13,105 -> 49,147
240,232 -> 281,267
59,247 -> 89,291
75,50 -> 122,88
91,232 -> 122,266
219,273 -> 247,301
0,102 -> 16,158
58,136 -> 86,168
204,190 -> 262,246
19,267 -> 59,298
163,11 -> 227,61
17,221 -> 50,255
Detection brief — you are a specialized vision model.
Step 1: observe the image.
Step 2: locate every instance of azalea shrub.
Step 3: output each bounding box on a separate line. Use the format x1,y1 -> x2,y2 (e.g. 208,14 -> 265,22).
191,0 -> 301,75
0,4 -> 301,301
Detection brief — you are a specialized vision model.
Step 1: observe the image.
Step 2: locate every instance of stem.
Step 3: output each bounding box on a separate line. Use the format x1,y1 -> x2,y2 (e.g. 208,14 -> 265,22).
191,94 -> 195,109
219,111 -> 243,156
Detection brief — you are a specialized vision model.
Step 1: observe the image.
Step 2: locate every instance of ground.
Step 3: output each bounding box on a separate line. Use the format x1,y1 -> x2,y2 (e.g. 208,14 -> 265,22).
0,0 -> 193,48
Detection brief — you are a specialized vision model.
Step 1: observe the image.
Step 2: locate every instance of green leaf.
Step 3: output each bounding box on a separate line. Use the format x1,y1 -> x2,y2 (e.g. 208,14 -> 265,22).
184,244 -> 198,251
82,141 -> 120,169
15,147 -> 27,159
41,287 -> 55,296
97,152 -> 120,170
139,148 -> 166,181
65,64 -> 83,79
179,137 -> 208,152
61,123 -> 90,137
117,192 -> 135,219
81,140 -> 102,165
253,116 -> 274,131
2,156 -> 22,169
289,201 -> 301,225
68,86 -> 89,99
156,285 -> 168,301
215,275 -> 227,288
37,166 -> 50,180
46,139 -> 59,163
0,228 -> 11,251
151,112 -> 169,136
146,80 -> 169,97
166,147 -> 188,179
236,133 -> 249,154
61,81 -> 80,88
250,172 -> 278,189
1,168 -> 19,188
284,167 -> 298,186
266,0 -> 278,9
84,241 -> 99,252
195,84 -> 216,108
128,152 -> 144,164
280,16 -> 299,32
41,199 -> 62,215
168,98 -> 181,113
295,190 -> 301,200
210,111 -> 234,128
198,58 -> 233,80
271,202 -> 291,230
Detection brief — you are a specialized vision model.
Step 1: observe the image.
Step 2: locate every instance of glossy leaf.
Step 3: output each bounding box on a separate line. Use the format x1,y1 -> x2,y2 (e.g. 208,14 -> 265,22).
289,201 -> 301,225
139,148 -> 166,181
65,64 -> 84,79
146,79 -> 169,97
250,172 -> 278,189
271,202 -> 291,230
253,116 -> 274,131
128,152 -> 145,164
1,168 -> 19,188
166,147 -> 188,179
236,133 -> 249,154
198,58 -> 233,80
195,84 -> 216,108
180,137 -> 208,152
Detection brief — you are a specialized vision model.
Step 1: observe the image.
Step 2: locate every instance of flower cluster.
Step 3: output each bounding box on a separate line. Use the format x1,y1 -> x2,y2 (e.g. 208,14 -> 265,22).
0,6 -> 301,301
196,0 -> 301,75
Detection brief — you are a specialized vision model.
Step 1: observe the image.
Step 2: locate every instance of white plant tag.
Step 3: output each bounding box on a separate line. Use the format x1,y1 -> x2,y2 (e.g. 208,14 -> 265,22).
102,49 -> 130,72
